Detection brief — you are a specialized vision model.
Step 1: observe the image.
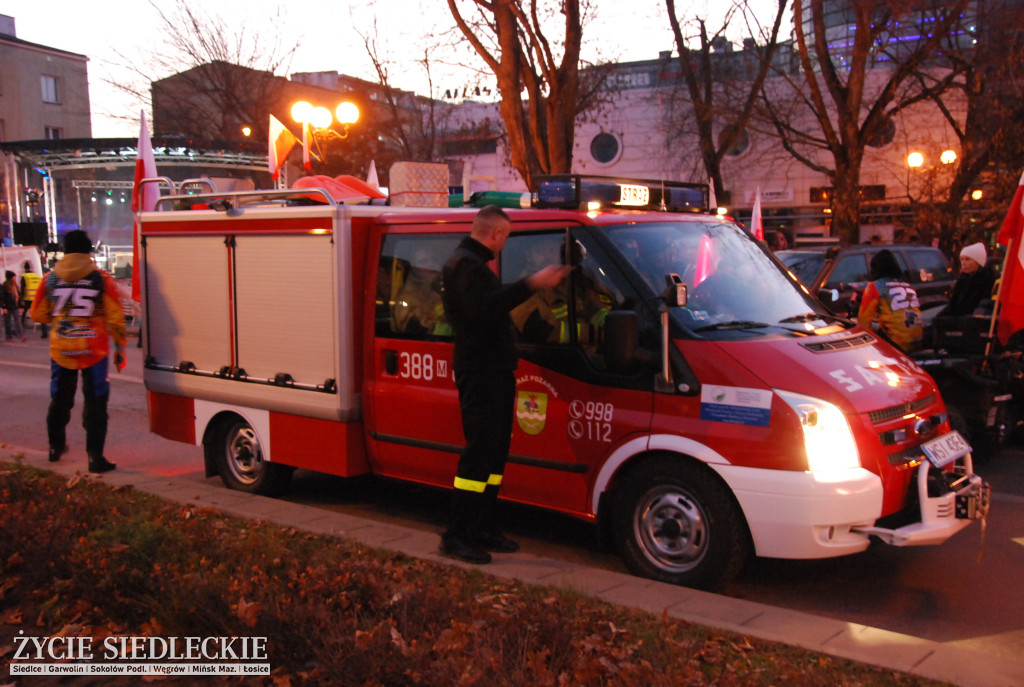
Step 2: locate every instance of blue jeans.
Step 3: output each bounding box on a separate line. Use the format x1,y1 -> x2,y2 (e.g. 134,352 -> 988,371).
47,358 -> 110,456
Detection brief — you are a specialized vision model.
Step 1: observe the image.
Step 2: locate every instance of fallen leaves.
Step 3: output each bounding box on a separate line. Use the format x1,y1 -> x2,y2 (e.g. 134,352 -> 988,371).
235,598 -> 260,627
0,459 -> 940,687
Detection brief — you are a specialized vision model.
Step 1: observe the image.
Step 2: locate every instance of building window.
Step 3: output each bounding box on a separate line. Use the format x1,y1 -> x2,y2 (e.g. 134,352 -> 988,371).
41,75 -> 60,103
589,132 -> 622,165
810,185 -> 886,203
441,137 -> 498,156
45,126 -> 62,140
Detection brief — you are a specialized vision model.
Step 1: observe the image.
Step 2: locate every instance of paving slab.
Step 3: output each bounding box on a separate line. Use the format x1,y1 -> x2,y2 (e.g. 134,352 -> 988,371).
822,625 -> 942,672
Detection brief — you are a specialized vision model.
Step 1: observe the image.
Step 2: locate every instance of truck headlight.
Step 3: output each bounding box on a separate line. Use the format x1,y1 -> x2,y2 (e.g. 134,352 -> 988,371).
776,389 -> 860,472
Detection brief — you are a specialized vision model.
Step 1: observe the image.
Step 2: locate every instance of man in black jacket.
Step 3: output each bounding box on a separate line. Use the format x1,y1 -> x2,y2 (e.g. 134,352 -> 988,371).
440,205 -> 570,564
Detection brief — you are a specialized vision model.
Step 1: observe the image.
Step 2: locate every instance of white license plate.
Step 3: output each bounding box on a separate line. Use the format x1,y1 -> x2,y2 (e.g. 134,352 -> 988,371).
921,430 -> 972,468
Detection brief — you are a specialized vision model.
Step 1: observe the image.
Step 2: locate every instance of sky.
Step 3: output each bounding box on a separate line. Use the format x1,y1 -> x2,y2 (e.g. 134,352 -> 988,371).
1,0 -> 781,138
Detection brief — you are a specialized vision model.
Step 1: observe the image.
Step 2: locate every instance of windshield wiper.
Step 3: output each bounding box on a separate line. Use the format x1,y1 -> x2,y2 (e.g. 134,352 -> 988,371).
693,320 -> 774,332
777,312 -> 838,324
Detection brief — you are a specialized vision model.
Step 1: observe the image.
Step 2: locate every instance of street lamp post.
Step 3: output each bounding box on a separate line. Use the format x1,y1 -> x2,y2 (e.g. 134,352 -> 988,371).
290,100 -> 360,172
906,148 -> 961,245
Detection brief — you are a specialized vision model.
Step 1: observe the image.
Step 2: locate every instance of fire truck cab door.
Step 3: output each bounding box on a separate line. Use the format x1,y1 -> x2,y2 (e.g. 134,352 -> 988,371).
367,223 -> 655,517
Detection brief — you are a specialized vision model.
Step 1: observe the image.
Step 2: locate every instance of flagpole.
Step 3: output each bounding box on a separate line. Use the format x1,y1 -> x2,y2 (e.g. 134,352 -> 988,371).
986,237 -> 1012,356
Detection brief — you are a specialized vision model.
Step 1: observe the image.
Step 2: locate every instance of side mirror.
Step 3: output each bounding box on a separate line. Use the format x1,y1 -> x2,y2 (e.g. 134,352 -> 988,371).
605,311 -> 640,373
818,288 -> 839,303
663,273 -> 688,307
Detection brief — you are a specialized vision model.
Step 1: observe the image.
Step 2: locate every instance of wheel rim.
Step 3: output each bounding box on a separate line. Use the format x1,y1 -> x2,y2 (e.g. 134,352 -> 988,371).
633,487 -> 709,573
225,423 -> 263,486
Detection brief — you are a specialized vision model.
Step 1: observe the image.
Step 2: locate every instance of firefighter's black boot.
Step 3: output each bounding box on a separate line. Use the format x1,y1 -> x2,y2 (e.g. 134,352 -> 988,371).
475,483 -> 519,553
440,490 -> 491,564
87,453 -> 116,474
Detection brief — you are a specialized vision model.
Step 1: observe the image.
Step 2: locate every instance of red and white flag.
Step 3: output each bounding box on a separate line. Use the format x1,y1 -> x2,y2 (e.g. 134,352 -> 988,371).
268,114 -> 297,180
131,111 -> 158,302
995,169 -> 1024,343
751,186 -> 764,241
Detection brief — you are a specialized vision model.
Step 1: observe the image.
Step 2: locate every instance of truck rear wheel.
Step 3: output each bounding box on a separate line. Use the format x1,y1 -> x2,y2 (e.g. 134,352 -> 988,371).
208,418 -> 292,496
611,458 -> 749,590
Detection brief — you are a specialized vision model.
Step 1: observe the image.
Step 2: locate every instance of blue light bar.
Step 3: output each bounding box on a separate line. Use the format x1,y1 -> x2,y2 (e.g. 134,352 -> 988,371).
533,174 -> 708,213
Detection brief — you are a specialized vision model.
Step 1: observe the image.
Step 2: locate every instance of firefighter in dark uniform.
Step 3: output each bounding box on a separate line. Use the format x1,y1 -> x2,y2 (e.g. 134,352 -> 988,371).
440,205 -> 570,564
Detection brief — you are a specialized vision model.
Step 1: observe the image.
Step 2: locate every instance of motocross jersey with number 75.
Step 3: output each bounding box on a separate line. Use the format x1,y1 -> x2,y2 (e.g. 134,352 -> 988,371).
30,254 -> 126,370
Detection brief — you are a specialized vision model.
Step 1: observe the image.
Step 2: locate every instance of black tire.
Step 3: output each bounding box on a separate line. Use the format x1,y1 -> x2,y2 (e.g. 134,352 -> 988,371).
611,457 -> 749,590
207,417 -> 292,496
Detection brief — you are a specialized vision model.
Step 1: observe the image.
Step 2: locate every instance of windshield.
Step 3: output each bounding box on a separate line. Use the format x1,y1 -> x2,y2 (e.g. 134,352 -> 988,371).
604,220 -> 837,335
776,249 -> 826,288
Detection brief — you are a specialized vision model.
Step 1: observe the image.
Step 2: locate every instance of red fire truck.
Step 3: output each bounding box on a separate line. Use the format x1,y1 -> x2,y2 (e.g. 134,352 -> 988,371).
139,174 -> 990,589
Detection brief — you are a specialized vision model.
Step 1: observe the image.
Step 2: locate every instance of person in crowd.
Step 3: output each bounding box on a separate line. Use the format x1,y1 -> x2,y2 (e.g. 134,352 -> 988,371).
19,260 -> 42,332
939,242 -> 996,317
3,270 -> 25,341
770,231 -> 789,251
858,249 -> 923,352
392,246 -> 451,336
30,230 -> 126,473
439,205 -> 570,564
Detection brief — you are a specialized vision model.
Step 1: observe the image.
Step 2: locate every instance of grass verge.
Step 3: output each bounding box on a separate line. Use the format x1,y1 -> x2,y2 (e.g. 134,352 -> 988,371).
0,458 -> 948,686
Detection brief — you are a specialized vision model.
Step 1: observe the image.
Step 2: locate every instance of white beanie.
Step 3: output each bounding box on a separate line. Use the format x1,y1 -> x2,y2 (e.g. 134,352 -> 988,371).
960,242 -> 987,267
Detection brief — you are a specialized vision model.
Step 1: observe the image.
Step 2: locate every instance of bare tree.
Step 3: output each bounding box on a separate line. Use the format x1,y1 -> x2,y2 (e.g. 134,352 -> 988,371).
447,0 -> 585,188
107,0 -> 299,140
907,0 -> 1024,252
665,0 -> 788,205
357,21 -> 436,162
760,0 -> 969,244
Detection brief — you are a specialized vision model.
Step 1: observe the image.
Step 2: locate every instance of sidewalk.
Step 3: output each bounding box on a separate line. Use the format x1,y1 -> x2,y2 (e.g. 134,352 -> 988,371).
9,447 -> 1024,687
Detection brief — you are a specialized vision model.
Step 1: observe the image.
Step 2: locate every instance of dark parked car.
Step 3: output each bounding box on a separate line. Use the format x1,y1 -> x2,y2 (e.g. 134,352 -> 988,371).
776,244 -> 955,316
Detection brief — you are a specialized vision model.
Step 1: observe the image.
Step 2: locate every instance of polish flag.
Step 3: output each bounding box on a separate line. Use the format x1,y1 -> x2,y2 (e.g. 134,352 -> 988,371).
268,114 -> 297,180
751,186 -> 764,241
995,169 -> 1024,343
694,234 -> 717,287
131,111 -> 158,302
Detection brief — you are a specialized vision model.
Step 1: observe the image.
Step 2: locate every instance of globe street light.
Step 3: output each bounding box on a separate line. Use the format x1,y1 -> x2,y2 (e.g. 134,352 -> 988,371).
289,99 -> 361,172
337,102 -> 360,128
291,100 -> 360,139
291,101 -> 314,127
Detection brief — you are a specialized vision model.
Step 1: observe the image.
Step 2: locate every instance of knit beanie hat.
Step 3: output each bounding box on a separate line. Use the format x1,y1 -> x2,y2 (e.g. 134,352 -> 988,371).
63,230 -> 93,254
960,242 -> 987,267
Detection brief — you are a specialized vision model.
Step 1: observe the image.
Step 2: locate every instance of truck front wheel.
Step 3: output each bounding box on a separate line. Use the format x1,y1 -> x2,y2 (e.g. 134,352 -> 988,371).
208,418 -> 292,496
611,458 -> 749,590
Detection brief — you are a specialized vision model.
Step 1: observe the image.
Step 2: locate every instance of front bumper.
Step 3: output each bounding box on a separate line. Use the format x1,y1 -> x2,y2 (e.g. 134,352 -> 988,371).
854,457 -> 991,546
714,456 -> 990,560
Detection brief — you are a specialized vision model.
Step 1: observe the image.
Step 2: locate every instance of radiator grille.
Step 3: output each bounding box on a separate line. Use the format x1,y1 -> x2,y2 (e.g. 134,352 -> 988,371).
869,395 -> 936,424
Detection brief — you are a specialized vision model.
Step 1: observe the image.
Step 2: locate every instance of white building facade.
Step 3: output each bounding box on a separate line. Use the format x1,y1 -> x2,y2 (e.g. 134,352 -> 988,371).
444,48 -> 969,246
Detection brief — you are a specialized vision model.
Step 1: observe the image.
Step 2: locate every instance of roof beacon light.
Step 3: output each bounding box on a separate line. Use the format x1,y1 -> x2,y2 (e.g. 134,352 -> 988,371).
533,175 -> 708,213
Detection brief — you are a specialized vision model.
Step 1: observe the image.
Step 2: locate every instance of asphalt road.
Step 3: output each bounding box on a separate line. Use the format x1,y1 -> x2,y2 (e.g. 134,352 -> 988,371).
2,330 -> 1022,664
